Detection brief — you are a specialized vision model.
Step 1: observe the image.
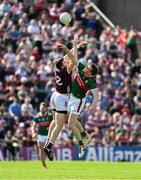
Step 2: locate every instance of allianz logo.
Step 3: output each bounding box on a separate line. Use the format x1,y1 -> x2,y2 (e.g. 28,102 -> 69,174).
85,147 -> 141,162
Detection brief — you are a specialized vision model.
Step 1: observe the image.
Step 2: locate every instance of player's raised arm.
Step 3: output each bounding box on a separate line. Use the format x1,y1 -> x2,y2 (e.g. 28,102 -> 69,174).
57,40 -> 88,73
72,38 -> 78,64
58,44 -> 78,66
66,38 -> 79,73
63,40 -> 88,63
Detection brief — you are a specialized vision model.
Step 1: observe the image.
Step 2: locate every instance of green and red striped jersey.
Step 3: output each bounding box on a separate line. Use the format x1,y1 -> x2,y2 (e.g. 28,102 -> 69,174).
34,111 -> 53,135
72,63 -> 96,99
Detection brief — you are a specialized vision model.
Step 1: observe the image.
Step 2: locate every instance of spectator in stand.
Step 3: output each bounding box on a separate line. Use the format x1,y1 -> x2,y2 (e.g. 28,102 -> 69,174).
21,96 -> 34,117
4,46 -> 16,64
0,0 -> 11,17
3,130 -> 16,160
27,19 -> 40,35
13,122 -> 28,160
8,96 -> 21,118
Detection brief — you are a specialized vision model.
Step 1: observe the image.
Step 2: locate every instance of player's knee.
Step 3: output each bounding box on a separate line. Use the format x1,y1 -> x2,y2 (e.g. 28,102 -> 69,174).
68,122 -> 74,130
38,145 -> 42,150
55,121 -> 64,128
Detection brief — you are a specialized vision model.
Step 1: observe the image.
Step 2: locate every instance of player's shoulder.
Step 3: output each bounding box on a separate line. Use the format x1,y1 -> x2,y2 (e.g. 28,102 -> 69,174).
45,110 -> 52,116
78,62 -> 85,70
34,112 -> 40,119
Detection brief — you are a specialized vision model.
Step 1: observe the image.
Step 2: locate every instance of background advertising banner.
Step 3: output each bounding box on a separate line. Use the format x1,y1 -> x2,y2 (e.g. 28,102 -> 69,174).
0,146 -> 141,162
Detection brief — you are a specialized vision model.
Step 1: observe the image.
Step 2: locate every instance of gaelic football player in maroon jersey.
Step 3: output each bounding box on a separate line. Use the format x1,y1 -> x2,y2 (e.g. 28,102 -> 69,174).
44,39 -> 89,160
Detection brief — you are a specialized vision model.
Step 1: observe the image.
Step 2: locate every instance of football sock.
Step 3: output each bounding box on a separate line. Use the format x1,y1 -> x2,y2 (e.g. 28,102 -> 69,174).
45,138 -> 50,146
81,131 -> 87,138
42,161 -> 46,167
79,140 -> 83,146
47,142 -> 53,149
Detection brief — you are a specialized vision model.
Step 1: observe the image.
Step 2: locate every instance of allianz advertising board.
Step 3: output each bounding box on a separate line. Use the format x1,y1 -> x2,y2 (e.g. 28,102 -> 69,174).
0,146 -> 141,161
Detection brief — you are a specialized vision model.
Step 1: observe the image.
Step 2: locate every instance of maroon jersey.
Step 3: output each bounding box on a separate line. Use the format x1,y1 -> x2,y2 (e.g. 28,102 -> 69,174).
55,67 -> 72,94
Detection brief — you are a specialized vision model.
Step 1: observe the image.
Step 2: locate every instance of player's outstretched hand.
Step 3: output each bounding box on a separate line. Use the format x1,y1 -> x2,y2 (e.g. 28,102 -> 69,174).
57,43 -> 67,50
79,41 -> 88,48
72,37 -> 78,46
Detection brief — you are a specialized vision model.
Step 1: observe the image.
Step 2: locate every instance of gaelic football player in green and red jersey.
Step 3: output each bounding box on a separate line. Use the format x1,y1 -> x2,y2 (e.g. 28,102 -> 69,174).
59,44 -> 99,157
32,102 -> 53,170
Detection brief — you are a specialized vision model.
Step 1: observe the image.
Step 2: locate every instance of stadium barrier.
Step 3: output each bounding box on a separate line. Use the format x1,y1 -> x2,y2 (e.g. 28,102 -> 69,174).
0,146 -> 141,162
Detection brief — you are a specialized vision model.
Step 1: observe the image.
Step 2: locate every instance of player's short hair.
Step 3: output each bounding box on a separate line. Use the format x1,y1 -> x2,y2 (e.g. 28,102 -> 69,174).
91,63 -> 99,75
55,57 -> 64,69
40,102 -> 47,107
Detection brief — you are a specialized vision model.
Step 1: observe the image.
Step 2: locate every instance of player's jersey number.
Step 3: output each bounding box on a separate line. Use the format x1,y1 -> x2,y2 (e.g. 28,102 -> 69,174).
56,75 -> 62,86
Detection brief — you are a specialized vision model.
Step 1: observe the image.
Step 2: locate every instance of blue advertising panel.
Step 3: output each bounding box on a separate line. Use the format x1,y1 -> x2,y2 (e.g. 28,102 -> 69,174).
79,146 -> 141,162
0,146 -> 141,161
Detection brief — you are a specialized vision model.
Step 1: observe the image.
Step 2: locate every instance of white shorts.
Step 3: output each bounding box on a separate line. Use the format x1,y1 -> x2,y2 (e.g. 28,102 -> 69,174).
37,135 -> 48,143
50,91 -> 70,114
68,94 -> 85,115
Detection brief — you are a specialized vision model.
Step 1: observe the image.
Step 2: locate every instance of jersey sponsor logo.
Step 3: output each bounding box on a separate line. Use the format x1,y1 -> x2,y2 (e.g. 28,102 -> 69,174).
76,74 -> 90,92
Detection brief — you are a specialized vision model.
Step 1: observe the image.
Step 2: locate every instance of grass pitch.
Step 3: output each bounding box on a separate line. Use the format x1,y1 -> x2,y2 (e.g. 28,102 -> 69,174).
0,161 -> 141,180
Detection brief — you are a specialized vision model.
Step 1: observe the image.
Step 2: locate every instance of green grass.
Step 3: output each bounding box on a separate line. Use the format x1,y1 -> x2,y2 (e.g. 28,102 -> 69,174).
0,161 -> 141,180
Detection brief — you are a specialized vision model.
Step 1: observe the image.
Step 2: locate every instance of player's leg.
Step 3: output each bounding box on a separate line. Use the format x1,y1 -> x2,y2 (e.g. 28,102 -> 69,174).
47,120 -> 55,139
48,111 -> 55,138
75,120 -> 90,147
44,119 -> 55,152
49,112 -> 67,144
68,95 -> 86,144
68,113 -> 85,157
37,137 -> 47,170
49,93 -> 69,144
44,93 -> 69,160
68,95 -> 86,157
44,112 -> 67,160
68,113 -> 83,145
44,92 -> 56,146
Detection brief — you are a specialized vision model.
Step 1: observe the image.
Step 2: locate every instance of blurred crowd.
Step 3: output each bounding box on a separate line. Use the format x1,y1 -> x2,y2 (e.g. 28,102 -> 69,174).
0,0 -> 141,160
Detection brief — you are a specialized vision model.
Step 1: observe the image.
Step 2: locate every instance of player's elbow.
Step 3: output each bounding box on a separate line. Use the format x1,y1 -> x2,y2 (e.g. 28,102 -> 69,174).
91,88 -> 99,101
91,88 -> 99,97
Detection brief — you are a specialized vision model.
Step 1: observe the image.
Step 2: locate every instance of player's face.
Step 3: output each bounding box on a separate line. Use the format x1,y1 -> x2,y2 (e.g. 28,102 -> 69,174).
83,65 -> 93,77
40,105 -> 46,113
62,60 -> 68,68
